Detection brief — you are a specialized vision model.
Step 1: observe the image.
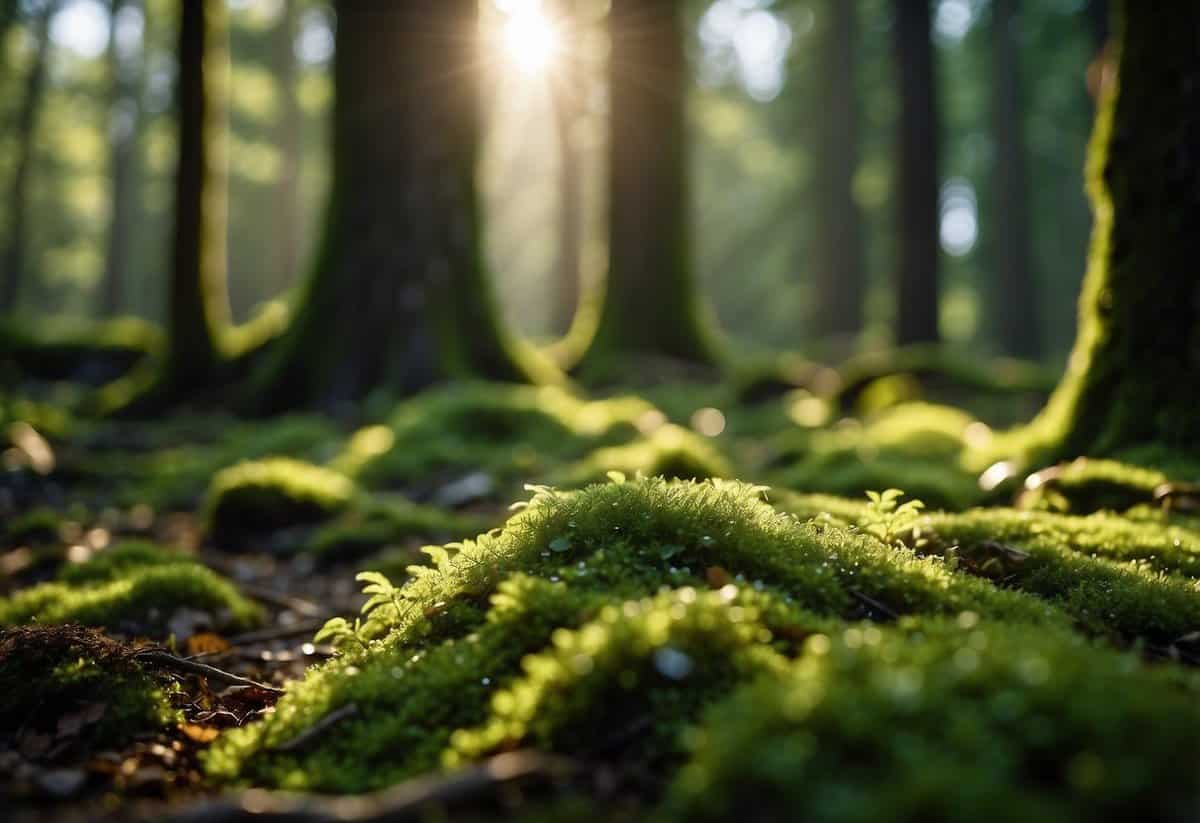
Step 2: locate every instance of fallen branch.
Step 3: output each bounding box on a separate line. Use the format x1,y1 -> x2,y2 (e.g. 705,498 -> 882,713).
135,649 -> 284,693
224,619 -> 330,647
270,703 -> 359,753
166,750 -> 576,823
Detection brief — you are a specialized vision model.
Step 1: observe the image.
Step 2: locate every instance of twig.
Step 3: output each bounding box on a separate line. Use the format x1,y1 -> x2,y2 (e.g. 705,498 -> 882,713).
165,750 -> 576,823
238,584 -> 327,618
849,588 -> 899,620
270,703 -> 359,754
135,649 -> 284,693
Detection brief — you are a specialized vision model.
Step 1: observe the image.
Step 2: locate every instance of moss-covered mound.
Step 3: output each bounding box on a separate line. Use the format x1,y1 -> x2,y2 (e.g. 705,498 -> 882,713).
335,383 -> 712,497
0,625 -> 178,751
665,617 -> 1200,823
306,496 -> 494,562
205,458 -> 357,545
0,541 -> 262,632
206,477 -> 1200,804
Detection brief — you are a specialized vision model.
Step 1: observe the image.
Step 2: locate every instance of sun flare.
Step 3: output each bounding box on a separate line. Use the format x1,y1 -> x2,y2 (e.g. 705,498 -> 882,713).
501,4 -> 561,75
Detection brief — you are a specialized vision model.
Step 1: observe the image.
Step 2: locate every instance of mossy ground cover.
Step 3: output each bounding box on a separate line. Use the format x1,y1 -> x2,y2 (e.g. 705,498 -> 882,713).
0,541 -> 262,632
204,476 -> 1200,815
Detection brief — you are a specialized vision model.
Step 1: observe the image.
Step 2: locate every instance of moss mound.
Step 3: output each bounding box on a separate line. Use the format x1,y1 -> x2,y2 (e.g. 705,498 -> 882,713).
205,458 -> 357,545
0,541 -> 262,632
665,618 -> 1200,823
208,477 -> 1089,793
0,625 -> 178,750
335,383 -> 673,495
306,496 -> 493,562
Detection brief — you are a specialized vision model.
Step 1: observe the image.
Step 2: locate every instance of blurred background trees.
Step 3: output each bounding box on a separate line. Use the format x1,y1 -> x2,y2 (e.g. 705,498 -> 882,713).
0,0 -> 1105,375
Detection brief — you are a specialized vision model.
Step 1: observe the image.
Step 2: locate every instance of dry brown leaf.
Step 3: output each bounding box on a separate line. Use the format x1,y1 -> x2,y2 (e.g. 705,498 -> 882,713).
179,723 -> 220,744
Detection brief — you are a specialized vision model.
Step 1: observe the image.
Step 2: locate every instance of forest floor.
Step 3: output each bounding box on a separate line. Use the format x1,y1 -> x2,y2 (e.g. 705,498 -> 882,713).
2,367 -> 1199,821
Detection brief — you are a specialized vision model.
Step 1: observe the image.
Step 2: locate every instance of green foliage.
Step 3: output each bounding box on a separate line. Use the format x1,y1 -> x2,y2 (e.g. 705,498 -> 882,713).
305,497 -> 492,561
0,626 -> 179,751
664,618 -> 1200,823
204,457 -> 356,544
0,541 -> 261,631
861,489 -> 925,549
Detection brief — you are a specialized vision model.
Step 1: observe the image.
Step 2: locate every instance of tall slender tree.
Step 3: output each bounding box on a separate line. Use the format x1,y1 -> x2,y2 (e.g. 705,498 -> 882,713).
1020,1 -> 1200,461
1,0 -> 58,313
163,0 -> 229,388
270,0 -> 302,298
574,0 -> 716,376
100,0 -> 144,316
989,0 -> 1039,358
249,0 -> 539,414
811,0 -> 866,347
893,0 -> 941,345
549,7 -> 585,338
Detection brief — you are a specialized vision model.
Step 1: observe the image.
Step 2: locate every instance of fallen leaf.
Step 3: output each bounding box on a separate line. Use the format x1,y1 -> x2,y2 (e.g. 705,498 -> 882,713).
187,632 -> 230,656
179,723 -> 220,743
705,566 -> 731,588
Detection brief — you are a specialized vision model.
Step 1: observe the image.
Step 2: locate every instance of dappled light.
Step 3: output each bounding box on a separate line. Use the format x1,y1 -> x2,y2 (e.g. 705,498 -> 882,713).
3,0 -> 1199,819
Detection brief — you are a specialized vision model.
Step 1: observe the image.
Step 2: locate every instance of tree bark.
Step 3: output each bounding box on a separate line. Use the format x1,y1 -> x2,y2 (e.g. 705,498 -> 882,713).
163,0 -> 229,387
893,0 -> 941,345
575,0 -> 716,375
249,0 -> 533,414
270,0 -> 302,298
1030,1 -> 1200,459
989,0 -> 1040,359
1,1 -> 57,313
550,20 -> 584,339
101,0 -> 144,316
811,0 -> 866,344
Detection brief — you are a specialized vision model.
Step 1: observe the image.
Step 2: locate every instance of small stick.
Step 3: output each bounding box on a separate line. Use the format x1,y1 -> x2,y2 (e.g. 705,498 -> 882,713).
224,619 -> 329,647
270,703 -> 359,753
135,649 -> 284,693
238,584 -> 327,618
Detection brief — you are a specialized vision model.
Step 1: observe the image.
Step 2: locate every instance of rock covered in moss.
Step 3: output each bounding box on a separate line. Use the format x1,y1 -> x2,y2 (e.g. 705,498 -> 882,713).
0,541 -> 262,632
204,458 -> 356,544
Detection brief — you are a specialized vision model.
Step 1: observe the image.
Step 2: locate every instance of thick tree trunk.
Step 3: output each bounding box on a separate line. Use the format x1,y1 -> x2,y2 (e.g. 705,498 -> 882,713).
250,0 -> 532,414
101,0 -> 143,316
163,0 -> 228,387
1030,2 -> 1200,459
811,0 -> 866,344
271,0 -> 301,298
575,0 -> 715,375
893,0 -> 941,345
1,1 -> 56,313
990,0 -> 1040,359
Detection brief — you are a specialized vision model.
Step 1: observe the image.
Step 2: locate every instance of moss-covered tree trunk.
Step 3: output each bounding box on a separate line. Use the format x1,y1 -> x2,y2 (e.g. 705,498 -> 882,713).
165,0 -> 228,385
989,0 -> 1040,359
1030,1 -> 1200,460
249,0 -> 532,414
811,0 -> 865,346
0,1 -> 56,314
101,0 -> 143,316
574,0 -> 716,376
893,0 -> 941,346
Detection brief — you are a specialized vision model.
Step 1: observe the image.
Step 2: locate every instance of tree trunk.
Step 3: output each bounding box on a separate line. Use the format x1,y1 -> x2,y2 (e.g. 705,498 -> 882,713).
249,0 -> 533,414
811,0 -> 866,345
1030,1 -> 1200,459
575,0 -> 716,375
550,23 -> 584,339
163,0 -> 229,387
101,0 -> 144,316
893,0 -> 941,345
271,0 -> 301,298
1,1 -> 57,313
989,0 -> 1040,359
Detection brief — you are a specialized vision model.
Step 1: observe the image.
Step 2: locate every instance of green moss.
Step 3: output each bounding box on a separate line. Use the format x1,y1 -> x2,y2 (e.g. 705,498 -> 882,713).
1015,458 -> 1172,513
207,477 -> 1075,792
3,505 -> 62,546
0,315 -> 162,385
336,383 -> 655,493
0,541 -> 261,632
205,458 -> 356,544
664,618 -> 1200,823
0,625 -> 179,749
307,497 -> 493,561
781,492 -> 1200,643
555,424 -> 732,487
769,404 -> 984,509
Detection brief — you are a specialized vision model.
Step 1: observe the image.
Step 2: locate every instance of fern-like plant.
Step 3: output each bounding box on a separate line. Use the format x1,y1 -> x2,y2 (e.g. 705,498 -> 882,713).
861,489 -> 925,549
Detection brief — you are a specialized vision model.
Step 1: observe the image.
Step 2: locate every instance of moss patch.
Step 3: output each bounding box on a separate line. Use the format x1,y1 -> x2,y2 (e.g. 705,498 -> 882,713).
0,541 -> 262,632
0,625 -> 178,751
205,458 -> 356,545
